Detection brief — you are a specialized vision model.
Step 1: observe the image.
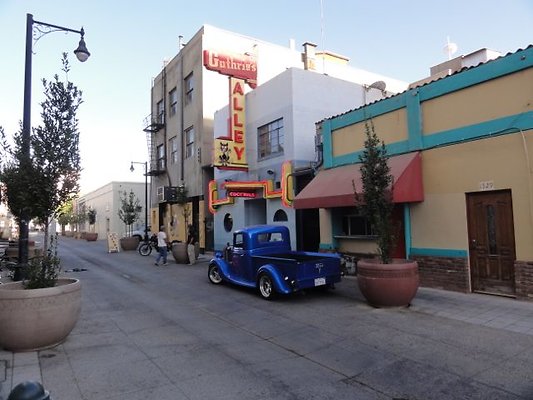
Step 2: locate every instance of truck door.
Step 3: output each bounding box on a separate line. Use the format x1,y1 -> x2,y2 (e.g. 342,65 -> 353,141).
230,232 -> 247,281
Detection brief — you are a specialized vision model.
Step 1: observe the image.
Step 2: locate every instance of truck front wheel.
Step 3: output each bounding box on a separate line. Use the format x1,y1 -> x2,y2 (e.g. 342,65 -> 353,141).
208,264 -> 223,284
258,273 -> 276,300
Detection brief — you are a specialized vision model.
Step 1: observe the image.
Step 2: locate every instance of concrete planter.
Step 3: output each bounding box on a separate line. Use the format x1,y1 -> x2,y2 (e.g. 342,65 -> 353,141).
120,236 -> 139,251
357,259 -> 419,308
0,278 -> 81,351
171,242 -> 200,264
171,242 -> 188,264
85,232 -> 98,241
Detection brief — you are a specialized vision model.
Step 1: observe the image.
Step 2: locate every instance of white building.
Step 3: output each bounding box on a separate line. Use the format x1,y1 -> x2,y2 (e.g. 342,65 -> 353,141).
145,25 -> 407,252
0,202 -> 13,240
211,65 -> 407,251
77,181 -> 148,240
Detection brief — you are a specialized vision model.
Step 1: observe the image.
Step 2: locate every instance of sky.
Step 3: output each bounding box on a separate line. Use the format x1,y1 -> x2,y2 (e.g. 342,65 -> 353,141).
1,0 -> 531,195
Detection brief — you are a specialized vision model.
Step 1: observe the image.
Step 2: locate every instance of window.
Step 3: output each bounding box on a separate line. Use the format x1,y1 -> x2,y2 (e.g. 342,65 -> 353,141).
224,213 -> 233,232
258,118 -> 284,159
169,136 -> 178,164
234,232 -> 244,248
169,88 -> 178,117
184,126 -> 194,159
341,211 -> 374,237
157,144 -> 165,170
184,73 -> 194,105
273,209 -> 288,222
156,100 -> 165,124
257,232 -> 284,243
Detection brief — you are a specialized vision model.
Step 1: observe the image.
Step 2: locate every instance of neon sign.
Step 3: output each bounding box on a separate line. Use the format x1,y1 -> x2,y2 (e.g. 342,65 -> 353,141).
203,50 -> 257,88
214,77 -> 247,170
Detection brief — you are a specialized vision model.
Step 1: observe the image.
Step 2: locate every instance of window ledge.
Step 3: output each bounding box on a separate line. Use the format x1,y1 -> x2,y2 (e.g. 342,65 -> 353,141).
334,235 -> 377,240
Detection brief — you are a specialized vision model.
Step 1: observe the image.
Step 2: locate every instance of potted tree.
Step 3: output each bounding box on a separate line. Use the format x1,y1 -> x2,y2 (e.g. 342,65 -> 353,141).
0,55 -> 82,351
118,190 -> 142,250
85,208 -> 98,241
75,206 -> 87,239
354,119 -> 419,307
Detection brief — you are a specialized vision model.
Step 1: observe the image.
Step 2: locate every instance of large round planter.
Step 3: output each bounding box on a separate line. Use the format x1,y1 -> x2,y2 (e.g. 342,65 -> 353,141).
0,278 -> 81,351
85,232 -> 98,241
357,259 -> 419,308
120,236 -> 139,251
172,242 -> 188,264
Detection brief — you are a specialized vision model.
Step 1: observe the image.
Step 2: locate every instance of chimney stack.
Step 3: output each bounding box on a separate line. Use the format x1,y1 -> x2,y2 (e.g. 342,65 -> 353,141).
302,42 -> 317,71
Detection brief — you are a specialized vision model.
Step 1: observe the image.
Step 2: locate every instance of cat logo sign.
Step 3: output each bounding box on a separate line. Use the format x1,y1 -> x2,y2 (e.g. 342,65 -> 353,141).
213,77 -> 248,171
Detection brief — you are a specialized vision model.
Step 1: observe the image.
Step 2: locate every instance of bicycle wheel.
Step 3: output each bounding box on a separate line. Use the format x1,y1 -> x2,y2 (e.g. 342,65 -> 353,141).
138,242 -> 152,256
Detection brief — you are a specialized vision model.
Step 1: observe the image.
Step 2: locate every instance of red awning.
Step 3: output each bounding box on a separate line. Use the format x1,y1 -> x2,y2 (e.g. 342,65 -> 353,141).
293,152 -> 424,209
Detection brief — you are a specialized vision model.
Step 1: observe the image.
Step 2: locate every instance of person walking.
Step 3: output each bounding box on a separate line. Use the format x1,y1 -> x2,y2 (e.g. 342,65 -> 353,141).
187,224 -> 197,266
155,225 -> 168,266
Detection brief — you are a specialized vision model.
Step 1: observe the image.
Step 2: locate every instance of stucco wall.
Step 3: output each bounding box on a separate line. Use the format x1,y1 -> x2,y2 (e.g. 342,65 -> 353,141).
331,108 -> 408,157
79,182 -> 147,240
412,131 -> 533,259
421,69 -> 533,135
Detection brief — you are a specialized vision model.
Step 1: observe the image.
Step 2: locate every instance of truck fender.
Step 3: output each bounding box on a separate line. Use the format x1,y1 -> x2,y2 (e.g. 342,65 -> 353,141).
209,257 -> 231,281
257,264 -> 292,295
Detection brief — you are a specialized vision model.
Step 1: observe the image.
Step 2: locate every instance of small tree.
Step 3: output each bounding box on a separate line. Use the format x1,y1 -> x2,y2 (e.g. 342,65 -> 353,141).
355,119 -> 394,264
25,233 -> 61,289
0,53 -> 82,256
75,206 -> 87,234
87,208 -> 96,232
118,190 -> 141,236
57,200 -> 75,235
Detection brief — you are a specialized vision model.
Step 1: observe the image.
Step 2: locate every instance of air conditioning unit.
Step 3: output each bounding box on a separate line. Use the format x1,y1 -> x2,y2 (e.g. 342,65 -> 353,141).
157,186 -> 180,203
164,186 -> 178,203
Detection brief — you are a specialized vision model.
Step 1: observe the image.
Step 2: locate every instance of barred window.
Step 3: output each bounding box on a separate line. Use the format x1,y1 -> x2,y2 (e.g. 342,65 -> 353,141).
342,212 -> 374,236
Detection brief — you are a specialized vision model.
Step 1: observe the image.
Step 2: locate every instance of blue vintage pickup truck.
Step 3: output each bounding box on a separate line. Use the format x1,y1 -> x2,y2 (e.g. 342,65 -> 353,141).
208,225 -> 341,299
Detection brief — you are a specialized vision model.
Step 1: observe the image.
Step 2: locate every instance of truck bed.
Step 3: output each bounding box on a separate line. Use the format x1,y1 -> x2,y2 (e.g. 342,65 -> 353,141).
251,252 -> 334,263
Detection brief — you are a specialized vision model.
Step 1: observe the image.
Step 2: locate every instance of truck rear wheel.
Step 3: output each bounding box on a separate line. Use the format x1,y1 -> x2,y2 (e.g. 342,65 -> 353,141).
258,273 -> 276,300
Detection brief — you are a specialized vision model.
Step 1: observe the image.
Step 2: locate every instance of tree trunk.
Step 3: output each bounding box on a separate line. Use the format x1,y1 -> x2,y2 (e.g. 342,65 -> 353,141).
43,218 -> 50,253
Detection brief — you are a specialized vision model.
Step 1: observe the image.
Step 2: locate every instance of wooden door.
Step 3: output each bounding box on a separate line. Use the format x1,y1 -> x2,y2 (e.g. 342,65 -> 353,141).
467,190 -> 516,296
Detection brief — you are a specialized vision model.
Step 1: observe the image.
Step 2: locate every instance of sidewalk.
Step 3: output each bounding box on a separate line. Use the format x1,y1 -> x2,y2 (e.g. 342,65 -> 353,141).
1,252 -> 532,398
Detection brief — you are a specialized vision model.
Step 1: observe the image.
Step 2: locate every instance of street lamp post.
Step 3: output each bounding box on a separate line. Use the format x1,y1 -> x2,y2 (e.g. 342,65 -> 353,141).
18,13 -> 90,271
130,161 -> 149,242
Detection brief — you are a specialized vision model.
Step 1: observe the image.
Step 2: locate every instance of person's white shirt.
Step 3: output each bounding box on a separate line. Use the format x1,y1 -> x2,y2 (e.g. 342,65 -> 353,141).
157,230 -> 167,247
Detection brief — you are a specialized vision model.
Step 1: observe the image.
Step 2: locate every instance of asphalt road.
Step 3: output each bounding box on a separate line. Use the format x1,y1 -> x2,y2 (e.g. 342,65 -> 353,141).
18,235 -> 533,399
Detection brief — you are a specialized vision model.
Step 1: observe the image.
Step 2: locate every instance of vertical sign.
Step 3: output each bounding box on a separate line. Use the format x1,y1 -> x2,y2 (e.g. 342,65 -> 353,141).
214,77 -> 248,170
